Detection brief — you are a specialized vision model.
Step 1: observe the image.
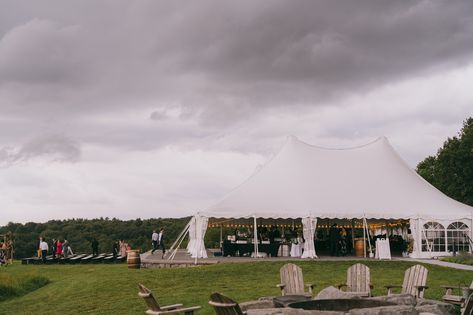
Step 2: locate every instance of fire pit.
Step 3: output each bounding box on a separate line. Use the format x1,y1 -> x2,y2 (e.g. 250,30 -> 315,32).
288,299 -> 396,312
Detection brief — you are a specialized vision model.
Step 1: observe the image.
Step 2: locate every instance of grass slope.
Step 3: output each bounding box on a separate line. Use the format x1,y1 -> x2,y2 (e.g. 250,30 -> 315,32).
0,271 -> 49,303
0,260 -> 472,314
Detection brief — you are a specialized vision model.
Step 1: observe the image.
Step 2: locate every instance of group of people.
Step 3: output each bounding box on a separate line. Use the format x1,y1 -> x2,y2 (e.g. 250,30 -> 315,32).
113,239 -> 131,257
38,237 -> 74,263
35,231 -> 160,263
151,228 -> 165,258
329,223 -> 351,256
0,241 -> 12,265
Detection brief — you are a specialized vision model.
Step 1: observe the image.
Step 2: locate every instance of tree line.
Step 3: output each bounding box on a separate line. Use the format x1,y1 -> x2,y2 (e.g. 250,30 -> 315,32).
0,217 -> 191,259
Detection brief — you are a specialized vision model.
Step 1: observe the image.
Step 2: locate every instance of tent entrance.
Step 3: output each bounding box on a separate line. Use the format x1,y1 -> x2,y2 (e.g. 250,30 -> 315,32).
207,217 -> 305,258
315,219 -> 409,258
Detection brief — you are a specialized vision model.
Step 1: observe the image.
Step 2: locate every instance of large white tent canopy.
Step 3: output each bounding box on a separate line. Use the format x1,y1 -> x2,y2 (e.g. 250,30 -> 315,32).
184,136 -> 473,259
202,136 -> 472,220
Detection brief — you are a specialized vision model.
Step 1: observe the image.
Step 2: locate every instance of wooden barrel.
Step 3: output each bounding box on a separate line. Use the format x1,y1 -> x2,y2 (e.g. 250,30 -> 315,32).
355,239 -> 365,257
127,250 -> 141,269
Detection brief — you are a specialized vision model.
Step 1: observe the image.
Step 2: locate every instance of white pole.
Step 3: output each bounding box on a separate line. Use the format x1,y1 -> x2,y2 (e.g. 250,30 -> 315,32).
166,219 -> 191,259
253,216 -> 258,258
194,216 -> 200,265
363,218 -> 366,258
220,225 -> 223,253
364,217 -> 373,257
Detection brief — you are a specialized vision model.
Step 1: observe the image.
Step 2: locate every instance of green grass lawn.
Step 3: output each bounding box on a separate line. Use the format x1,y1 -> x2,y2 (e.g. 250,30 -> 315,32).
0,260 -> 472,314
441,253 -> 473,266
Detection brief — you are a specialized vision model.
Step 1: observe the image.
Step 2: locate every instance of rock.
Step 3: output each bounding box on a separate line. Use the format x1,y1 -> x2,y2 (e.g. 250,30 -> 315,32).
349,305 -> 418,315
240,300 -> 276,311
315,286 -> 360,300
415,299 -> 455,315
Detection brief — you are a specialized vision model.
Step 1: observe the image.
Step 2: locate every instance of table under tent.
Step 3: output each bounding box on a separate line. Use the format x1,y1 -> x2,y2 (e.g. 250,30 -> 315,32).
171,136 -> 473,260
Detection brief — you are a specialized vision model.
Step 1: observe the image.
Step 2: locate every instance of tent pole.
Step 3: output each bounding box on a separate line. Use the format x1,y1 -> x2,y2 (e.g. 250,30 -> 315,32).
220,225 -> 223,253
363,217 -> 367,258
166,219 -> 191,260
253,216 -> 258,258
365,218 -> 373,257
351,219 -> 355,254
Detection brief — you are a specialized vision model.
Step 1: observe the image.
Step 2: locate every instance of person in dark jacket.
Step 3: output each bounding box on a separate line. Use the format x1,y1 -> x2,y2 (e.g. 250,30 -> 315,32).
51,239 -> 57,259
112,240 -> 119,257
329,223 -> 340,256
91,238 -> 99,256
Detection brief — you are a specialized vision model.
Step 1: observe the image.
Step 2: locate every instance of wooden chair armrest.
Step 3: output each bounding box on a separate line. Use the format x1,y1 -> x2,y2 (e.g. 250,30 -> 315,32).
209,301 -> 237,308
160,304 -> 184,310
337,284 -> 347,290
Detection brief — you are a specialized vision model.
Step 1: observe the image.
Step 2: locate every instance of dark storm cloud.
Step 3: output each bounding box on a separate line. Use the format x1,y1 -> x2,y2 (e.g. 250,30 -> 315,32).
0,0 -> 473,149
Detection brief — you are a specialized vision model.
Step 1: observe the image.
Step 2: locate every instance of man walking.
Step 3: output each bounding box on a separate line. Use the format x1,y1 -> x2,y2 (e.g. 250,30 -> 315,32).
151,230 -> 159,254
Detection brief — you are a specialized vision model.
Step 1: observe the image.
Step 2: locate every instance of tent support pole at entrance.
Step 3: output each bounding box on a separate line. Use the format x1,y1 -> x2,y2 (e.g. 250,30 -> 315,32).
362,216 -> 373,257
351,219 -> 355,252
253,216 -> 258,258
363,217 -> 366,258
167,218 -> 192,261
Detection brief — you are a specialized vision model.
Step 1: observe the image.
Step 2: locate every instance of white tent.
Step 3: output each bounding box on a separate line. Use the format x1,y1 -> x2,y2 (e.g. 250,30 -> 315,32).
187,136 -> 473,259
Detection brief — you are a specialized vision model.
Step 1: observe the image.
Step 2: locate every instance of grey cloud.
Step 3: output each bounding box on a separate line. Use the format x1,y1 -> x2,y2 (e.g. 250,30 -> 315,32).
149,110 -> 168,121
0,0 -> 472,149
0,19 -> 89,85
0,134 -> 81,166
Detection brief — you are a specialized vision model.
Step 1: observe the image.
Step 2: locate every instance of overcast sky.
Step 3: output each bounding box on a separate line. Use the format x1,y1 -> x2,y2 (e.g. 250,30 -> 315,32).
1,0 -> 473,224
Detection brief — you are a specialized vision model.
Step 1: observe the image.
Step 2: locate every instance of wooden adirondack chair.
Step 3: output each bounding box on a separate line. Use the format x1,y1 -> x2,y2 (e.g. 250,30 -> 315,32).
442,280 -> 473,307
337,263 -> 373,297
462,293 -> 473,315
208,292 -> 245,315
138,283 -> 201,315
277,263 -> 314,296
385,264 -> 429,298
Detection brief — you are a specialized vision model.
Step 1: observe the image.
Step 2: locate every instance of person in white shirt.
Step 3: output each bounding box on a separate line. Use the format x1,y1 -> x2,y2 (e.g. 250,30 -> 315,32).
39,237 -> 49,263
151,230 -> 159,254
